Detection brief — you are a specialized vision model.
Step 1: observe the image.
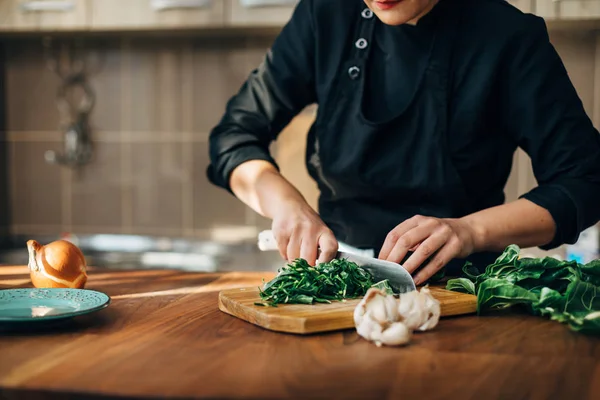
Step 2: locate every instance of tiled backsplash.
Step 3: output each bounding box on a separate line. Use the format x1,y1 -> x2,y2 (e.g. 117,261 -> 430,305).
3,35 -> 279,239
1,29 -> 598,252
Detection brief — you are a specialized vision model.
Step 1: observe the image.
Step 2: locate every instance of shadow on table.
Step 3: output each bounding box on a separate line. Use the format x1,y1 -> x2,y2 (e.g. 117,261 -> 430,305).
0,307 -> 115,337
0,388 -> 174,400
0,388 -> 268,400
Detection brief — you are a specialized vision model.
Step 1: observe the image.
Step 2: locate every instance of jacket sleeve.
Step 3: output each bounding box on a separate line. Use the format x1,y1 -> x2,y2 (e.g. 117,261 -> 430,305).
206,0 -> 317,192
501,15 -> 600,249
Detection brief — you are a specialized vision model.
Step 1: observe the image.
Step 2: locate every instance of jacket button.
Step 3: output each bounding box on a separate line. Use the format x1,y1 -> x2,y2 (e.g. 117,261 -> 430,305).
348,66 -> 361,80
361,8 -> 374,19
355,38 -> 368,49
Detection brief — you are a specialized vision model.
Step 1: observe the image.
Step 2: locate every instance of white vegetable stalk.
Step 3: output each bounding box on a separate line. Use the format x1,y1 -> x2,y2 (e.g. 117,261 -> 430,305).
354,287 -> 441,347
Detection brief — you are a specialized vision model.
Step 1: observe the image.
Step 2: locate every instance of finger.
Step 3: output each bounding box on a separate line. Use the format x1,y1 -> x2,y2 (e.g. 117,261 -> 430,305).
413,241 -> 458,285
317,232 -> 338,264
384,221 -> 439,264
378,217 -> 420,260
402,232 -> 449,274
287,232 -> 302,262
300,233 -> 319,266
274,230 -> 290,261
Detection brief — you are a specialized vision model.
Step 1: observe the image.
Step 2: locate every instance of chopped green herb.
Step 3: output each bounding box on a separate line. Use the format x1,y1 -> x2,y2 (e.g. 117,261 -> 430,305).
446,244 -> 600,335
258,258 -> 392,306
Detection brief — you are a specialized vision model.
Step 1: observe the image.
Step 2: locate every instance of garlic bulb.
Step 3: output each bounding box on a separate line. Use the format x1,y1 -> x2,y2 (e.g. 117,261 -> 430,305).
27,240 -> 87,289
354,286 -> 441,347
397,287 -> 441,331
354,288 -> 411,347
379,322 -> 411,347
354,287 -> 399,325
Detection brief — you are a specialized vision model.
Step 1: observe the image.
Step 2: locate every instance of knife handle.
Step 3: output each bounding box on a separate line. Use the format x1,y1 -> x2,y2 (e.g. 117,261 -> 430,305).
258,230 -> 323,254
258,230 -> 279,251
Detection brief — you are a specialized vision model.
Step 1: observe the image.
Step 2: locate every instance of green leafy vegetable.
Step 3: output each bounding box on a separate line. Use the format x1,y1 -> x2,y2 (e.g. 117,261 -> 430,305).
371,279 -> 395,295
446,245 -> 600,335
445,277 -> 475,295
256,258 -> 392,307
477,278 -> 540,311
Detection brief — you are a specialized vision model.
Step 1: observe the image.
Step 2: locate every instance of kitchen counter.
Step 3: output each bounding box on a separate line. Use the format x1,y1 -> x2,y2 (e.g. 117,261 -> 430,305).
1,266 -> 599,399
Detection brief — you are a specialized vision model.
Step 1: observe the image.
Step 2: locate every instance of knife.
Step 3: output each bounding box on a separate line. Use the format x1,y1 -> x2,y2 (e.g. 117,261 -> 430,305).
257,230 -> 416,294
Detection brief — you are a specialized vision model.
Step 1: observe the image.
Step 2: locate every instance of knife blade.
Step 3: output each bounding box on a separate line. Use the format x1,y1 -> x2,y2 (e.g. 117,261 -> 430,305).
257,230 -> 416,294
335,250 -> 416,294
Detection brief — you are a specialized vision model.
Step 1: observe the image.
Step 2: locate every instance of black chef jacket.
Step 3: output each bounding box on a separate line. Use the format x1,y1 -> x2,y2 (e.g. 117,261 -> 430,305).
207,0 -> 600,274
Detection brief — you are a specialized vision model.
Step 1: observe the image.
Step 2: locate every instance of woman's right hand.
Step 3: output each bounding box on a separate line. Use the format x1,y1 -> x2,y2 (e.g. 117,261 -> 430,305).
271,199 -> 338,266
228,159 -> 337,266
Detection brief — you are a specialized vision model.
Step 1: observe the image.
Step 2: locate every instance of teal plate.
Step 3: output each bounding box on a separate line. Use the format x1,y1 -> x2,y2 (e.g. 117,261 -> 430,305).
0,288 -> 110,323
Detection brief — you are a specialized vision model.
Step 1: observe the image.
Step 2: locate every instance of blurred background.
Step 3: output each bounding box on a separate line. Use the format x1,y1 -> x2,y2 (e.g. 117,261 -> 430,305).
0,0 -> 598,272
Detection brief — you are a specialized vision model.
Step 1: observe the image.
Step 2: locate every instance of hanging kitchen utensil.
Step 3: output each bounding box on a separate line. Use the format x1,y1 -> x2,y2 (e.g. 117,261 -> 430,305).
42,37 -> 102,169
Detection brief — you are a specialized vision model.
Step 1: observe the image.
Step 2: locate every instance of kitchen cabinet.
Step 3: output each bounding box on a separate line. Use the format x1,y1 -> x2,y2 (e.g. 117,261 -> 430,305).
90,0 -> 225,30
507,0 -> 536,13
537,0 -> 600,19
228,0 -> 298,27
0,0 -> 89,31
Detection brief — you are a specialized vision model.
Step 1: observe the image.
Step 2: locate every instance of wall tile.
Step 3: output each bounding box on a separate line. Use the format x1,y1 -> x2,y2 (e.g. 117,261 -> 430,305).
10,141 -> 63,227
192,39 -> 234,134
131,142 -> 184,231
70,142 -> 123,230
245,37 -> 275,66
3,30 -> 594,242
248,212 -> 272,232
127,40 -> 158,132
128,39 -> 187,132
191,37 -> 273,134
89,43 -> 123,132
192,141 -> 247,230
550,31 -> 596,119
5,41 -> 61,132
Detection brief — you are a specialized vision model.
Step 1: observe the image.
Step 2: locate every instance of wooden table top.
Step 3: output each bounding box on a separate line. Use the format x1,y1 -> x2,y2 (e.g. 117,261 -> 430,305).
1,265 -> 599,400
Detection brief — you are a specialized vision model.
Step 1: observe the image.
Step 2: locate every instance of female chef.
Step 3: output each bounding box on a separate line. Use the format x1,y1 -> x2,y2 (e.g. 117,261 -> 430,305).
207,0 -> 600,283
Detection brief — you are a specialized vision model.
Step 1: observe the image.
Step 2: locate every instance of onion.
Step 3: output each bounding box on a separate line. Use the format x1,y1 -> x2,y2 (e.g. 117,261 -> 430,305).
26,240 -> 87,289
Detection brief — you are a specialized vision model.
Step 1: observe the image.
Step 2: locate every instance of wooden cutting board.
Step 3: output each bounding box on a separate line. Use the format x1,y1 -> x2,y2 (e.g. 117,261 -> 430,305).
218,286 -> 477,334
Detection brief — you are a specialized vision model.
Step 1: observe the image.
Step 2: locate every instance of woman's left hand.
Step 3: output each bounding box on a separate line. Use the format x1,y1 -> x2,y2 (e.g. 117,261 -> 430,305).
378,215 -> 479,285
